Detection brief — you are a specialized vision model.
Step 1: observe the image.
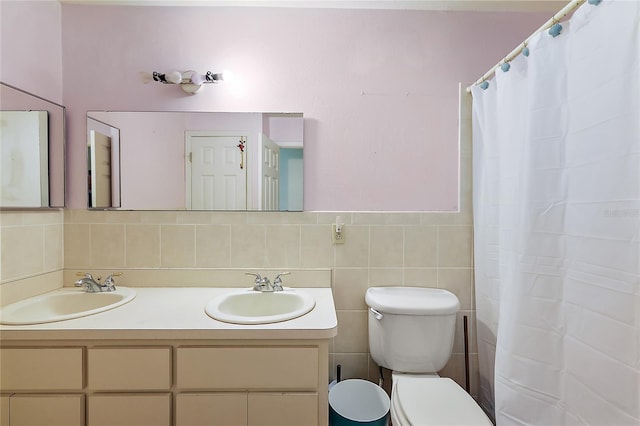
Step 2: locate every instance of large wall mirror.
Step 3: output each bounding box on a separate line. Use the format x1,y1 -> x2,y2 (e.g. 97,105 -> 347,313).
86,111 -> 303,211
0,82 -> 65,208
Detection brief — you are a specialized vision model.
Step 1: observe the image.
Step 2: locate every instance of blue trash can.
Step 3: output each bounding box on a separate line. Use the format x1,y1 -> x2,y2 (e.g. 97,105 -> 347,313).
329,379 -> 390,426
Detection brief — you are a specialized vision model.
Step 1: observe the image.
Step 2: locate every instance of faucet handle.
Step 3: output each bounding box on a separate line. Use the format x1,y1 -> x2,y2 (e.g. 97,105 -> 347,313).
272,272 -> 290,291
105,272 -> 122,279
76,271 -> 103,284
103,272 -> 122,290
75,271 -> 94,280
274,272 -> 290,280
246,272 -> 263,291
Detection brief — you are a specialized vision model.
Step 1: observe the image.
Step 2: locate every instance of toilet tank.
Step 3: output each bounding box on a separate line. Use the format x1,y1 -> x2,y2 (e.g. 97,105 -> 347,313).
366,287 -> 460,373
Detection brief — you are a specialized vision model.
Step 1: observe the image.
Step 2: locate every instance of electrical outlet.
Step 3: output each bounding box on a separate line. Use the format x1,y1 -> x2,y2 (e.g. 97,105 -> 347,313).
332,224 -> 345,244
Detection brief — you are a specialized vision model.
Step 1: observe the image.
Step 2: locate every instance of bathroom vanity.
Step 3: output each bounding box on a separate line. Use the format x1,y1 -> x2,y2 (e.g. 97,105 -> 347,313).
0,287 -> 337,426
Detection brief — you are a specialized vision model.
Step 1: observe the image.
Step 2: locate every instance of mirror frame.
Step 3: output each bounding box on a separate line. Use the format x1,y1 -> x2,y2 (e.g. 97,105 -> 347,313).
0,82 -> 66,209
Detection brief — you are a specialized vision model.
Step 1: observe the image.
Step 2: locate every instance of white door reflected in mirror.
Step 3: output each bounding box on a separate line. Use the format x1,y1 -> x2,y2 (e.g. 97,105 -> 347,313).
89,131 -> 113,208
87,118 -> 121,209
0,111 -> 48,207
260,133 -> 280,210
187,133 -> 247,210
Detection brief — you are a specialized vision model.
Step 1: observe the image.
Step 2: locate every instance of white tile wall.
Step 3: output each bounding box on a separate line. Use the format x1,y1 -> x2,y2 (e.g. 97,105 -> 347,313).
0,209 -> 64,305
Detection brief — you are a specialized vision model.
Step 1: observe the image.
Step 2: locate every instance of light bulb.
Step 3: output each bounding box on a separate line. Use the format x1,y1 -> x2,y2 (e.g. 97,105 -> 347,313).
165,71 -> 183,84
221,70 -> 234,82
190,73 -> 206,86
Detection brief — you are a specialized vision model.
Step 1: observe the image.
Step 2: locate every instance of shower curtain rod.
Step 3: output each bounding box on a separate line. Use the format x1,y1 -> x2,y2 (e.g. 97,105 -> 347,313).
466,0 -> 586,93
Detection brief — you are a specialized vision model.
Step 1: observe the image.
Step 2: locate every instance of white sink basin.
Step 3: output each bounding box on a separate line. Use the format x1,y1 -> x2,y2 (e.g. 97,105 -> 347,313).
205,289 -> 316,324
0,287 -> 136,325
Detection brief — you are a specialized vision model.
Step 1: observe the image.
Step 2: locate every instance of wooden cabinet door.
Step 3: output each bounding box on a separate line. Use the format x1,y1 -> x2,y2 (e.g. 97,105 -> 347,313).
176,393 -> 247,426
177,347 -> 318,390
10,394 -> 84,426
0,396 -> 9,426
248,392 -> 318,426
87,394 -> 170,426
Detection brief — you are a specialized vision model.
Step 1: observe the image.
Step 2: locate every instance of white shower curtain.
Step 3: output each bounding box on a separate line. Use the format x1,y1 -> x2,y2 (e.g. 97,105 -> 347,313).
471,0 -> 640,424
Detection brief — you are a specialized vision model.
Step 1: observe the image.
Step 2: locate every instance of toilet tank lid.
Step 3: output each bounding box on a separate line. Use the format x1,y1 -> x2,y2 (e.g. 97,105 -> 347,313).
365,287 -> 460,315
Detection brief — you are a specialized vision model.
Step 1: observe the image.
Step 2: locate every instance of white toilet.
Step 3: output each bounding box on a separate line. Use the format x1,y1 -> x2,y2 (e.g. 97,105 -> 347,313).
366,287 -> 492,426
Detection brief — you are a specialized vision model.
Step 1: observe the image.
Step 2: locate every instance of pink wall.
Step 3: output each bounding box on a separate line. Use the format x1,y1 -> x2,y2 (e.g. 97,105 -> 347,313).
61,5 -> 547,210
0,1 -> 62,103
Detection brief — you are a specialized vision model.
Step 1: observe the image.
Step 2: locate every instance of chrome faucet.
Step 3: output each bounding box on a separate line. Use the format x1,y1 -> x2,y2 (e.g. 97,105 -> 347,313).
74,273 -> 102,293
246,272 -> 289,292
246,273 -> 274,292
74,272 -> 121,293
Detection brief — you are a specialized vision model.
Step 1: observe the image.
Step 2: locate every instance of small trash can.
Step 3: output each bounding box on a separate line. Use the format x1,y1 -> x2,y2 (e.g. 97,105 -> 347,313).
329,379 -> 390,426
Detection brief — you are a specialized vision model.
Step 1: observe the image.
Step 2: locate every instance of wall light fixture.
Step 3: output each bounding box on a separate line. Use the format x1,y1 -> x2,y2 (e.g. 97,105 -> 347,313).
152,70 -> 227,94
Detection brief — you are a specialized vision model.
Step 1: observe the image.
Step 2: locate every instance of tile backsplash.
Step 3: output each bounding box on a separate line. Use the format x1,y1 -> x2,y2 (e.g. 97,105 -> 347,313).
1,208 -> 478,396
0,210 -> 64,305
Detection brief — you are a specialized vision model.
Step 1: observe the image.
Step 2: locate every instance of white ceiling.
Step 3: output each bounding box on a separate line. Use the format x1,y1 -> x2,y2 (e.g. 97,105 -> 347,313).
59,0 -> 570,13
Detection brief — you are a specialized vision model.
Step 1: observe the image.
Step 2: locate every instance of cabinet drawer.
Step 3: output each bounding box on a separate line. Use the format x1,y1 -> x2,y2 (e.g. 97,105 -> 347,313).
176,393 -> 247,426
177,347 -> 318,390
248,392 -> 318,426
88,347 -> 171,390
0,348 -> 83,391
10,394 -> 84,426
88,393 -> 171,426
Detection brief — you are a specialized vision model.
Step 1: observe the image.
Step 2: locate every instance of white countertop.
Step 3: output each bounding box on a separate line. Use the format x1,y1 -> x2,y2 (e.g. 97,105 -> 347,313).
0,287 -> 338,341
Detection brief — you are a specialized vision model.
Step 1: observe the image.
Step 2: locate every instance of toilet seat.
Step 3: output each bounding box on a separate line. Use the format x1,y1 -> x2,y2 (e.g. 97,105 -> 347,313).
391,374 -> 492,426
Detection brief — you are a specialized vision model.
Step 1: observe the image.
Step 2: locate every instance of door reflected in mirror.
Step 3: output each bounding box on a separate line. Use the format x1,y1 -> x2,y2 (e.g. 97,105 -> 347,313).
86,111 -> 303,211
0,82 -> 66,208
0,111 -> 48,207
87,118 -> 121,208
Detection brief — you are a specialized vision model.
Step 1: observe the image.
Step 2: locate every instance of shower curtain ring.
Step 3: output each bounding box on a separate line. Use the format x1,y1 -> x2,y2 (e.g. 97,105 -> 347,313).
548,17 -> 563,37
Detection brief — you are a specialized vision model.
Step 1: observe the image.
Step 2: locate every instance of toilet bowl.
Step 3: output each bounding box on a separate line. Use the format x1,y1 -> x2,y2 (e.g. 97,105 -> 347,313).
366,287 -> 492,426
391,373 -> 491,425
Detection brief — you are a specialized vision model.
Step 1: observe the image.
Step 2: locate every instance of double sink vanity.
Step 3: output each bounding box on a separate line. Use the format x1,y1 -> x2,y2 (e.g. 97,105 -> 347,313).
1,83 -> 337,425
0,274 -> 337,426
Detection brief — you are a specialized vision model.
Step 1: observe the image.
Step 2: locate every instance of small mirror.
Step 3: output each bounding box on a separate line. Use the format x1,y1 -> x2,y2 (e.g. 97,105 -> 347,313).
1,111 -> 48,207
0,83 -> 65,208
86,111 -> 303,211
